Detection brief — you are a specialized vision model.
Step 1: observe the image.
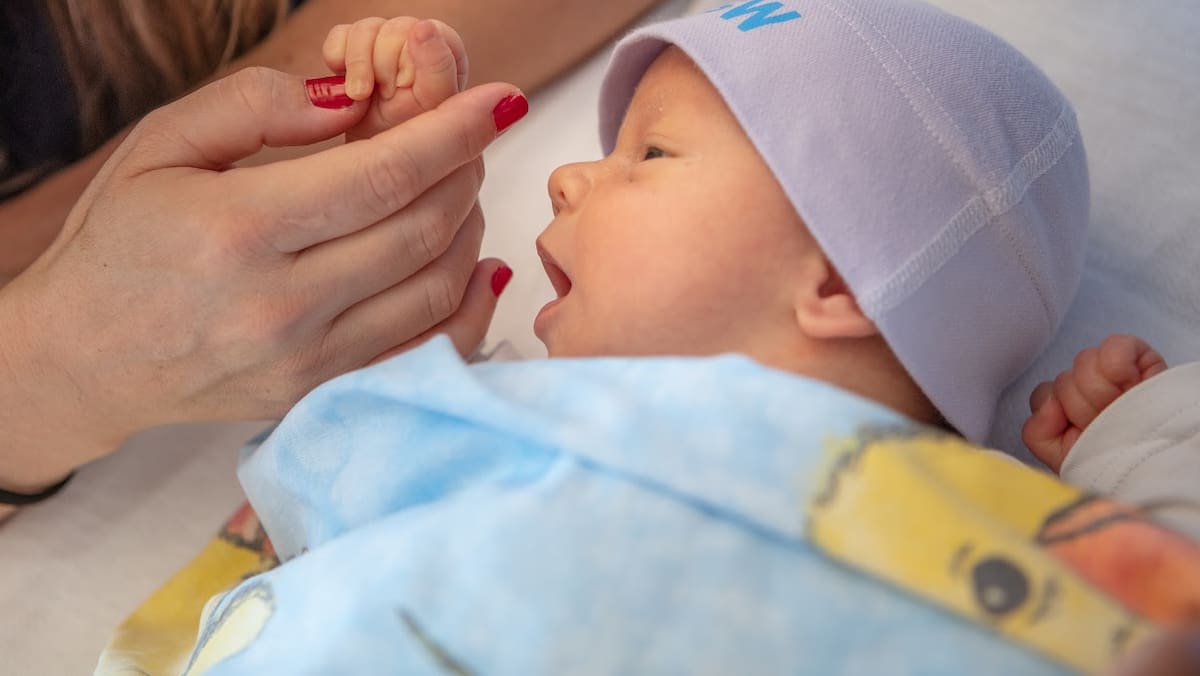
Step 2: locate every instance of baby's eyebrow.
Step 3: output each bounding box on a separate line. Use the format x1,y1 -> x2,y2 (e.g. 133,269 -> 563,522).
620,98 -> 669,139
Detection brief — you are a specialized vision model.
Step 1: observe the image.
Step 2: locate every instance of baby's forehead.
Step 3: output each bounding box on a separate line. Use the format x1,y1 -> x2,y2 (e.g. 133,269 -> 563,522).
623,48 -> 724,124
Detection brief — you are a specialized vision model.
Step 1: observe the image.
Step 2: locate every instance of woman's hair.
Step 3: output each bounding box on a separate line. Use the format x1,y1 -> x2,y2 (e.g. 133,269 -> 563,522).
46,0 -> 289,152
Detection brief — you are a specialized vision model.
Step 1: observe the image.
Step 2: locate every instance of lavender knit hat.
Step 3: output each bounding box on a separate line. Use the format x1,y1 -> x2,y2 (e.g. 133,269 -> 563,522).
599,0 -> 1090,442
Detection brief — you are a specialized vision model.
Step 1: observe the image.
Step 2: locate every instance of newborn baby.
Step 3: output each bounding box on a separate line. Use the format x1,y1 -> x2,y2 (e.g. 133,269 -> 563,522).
173,3 -> 1200,675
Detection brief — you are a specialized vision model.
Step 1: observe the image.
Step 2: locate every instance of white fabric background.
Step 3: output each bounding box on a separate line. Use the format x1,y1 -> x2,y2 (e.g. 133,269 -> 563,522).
0,1 -> 1195,672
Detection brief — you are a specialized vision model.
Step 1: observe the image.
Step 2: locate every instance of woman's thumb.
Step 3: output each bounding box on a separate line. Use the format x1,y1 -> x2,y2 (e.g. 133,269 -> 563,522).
124,68 -> 368,172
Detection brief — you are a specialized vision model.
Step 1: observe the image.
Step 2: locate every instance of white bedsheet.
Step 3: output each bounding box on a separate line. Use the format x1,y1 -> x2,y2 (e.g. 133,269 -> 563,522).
1,1 -> 1195,672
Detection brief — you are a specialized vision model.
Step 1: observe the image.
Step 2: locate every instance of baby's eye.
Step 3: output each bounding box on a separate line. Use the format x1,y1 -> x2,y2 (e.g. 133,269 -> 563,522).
642,146 -> 667,161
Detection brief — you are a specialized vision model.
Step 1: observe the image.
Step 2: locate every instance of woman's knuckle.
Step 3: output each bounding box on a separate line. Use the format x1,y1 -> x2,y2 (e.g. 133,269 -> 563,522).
413,210 -> 456,263
454,114 -> 486,158
423,274 -> 459,325
230,67 -> 274,107
370,144 -> 425,206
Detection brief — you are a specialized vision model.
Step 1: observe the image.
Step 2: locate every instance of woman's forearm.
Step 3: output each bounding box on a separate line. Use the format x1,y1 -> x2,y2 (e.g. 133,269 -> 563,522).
0,285 -> 111,494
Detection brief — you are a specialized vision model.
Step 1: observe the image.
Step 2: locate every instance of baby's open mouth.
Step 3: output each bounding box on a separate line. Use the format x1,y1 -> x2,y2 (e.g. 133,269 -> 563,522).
536,241 -> 573,299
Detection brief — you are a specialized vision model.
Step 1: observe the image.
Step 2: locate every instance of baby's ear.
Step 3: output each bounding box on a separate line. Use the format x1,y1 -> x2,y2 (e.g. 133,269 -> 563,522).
792,255 -> 878,340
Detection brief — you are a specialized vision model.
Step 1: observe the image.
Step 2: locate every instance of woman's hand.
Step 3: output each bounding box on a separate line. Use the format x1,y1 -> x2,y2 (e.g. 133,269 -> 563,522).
0,0 -> 663,281
0,66 -> 525,490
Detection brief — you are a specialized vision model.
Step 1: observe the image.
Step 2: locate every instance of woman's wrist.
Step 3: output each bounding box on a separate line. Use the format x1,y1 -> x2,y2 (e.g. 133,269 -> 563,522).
0,281 -> 126,493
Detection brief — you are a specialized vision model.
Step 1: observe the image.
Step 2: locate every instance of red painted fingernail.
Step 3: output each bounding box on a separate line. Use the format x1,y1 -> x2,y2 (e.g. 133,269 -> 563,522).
492,95 -> 529,133
306,75 -> 354,109
491,265 -> 514,297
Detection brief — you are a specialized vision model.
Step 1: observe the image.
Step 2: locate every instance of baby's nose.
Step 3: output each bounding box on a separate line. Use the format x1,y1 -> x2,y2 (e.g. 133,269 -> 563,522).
547,162 -> 594,215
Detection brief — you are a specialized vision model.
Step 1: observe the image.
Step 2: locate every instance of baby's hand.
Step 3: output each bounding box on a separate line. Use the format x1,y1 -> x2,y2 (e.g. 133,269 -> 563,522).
323,17 -> 468,141
1022,335 -> 1167,473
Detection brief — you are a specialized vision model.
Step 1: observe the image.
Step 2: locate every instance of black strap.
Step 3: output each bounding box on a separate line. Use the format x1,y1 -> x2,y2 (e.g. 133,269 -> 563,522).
0,472 -> 75,506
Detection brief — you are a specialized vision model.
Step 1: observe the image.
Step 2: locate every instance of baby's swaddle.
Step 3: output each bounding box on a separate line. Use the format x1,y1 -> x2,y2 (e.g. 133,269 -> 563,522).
175,338 -> 1199,675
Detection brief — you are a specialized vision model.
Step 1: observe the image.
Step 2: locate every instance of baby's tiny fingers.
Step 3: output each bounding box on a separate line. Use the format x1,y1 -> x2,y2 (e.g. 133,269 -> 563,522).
1138,347 -> 1169,380
374,17 -> 417,100
1029,380 -> 1055,413
345,18 -> 387,100
1072,346 -> 1125,415
322,24 -> 351,74
426,19 -> 469,92
1054,370 -> 1101,431
408,20 -> 461,113
1097,335 -> 1149,390
1022,393 -> 1071,473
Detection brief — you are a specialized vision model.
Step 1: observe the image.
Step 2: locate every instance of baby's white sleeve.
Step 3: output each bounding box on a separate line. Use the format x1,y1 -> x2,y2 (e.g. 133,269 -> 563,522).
1060,362 -> 1200,541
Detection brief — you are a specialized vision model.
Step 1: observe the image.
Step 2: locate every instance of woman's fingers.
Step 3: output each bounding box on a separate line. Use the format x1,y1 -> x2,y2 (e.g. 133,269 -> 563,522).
295,159 -> 485,320
370,258 -> 511,365
323,203 -> 486,368
250,82 -> 525,252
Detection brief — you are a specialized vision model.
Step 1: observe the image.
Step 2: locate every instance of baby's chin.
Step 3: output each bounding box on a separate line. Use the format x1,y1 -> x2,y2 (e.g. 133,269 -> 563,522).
533,312 -> 597,358
536,330 -> 609,359
538,336 -> 584,359
534,314 -> 707,359
538,334 -> 686,360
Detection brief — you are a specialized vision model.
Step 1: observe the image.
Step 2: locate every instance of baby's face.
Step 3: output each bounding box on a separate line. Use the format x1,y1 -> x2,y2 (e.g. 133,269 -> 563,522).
535,47 -> 819,359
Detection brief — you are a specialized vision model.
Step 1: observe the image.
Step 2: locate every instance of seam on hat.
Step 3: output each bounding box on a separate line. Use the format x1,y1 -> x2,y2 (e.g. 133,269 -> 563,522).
820,0 -> 980,192
996,209 -> 1054,332
859,104 -> 1080,317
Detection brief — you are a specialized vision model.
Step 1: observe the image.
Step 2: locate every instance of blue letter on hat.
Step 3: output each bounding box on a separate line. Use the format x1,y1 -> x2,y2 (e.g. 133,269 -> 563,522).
708,0 -> 802,32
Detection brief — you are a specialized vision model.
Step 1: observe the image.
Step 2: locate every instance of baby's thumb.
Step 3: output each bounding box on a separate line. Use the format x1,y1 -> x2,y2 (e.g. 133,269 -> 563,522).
409,20 -> 463,113
1022,393 -> 1070,473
